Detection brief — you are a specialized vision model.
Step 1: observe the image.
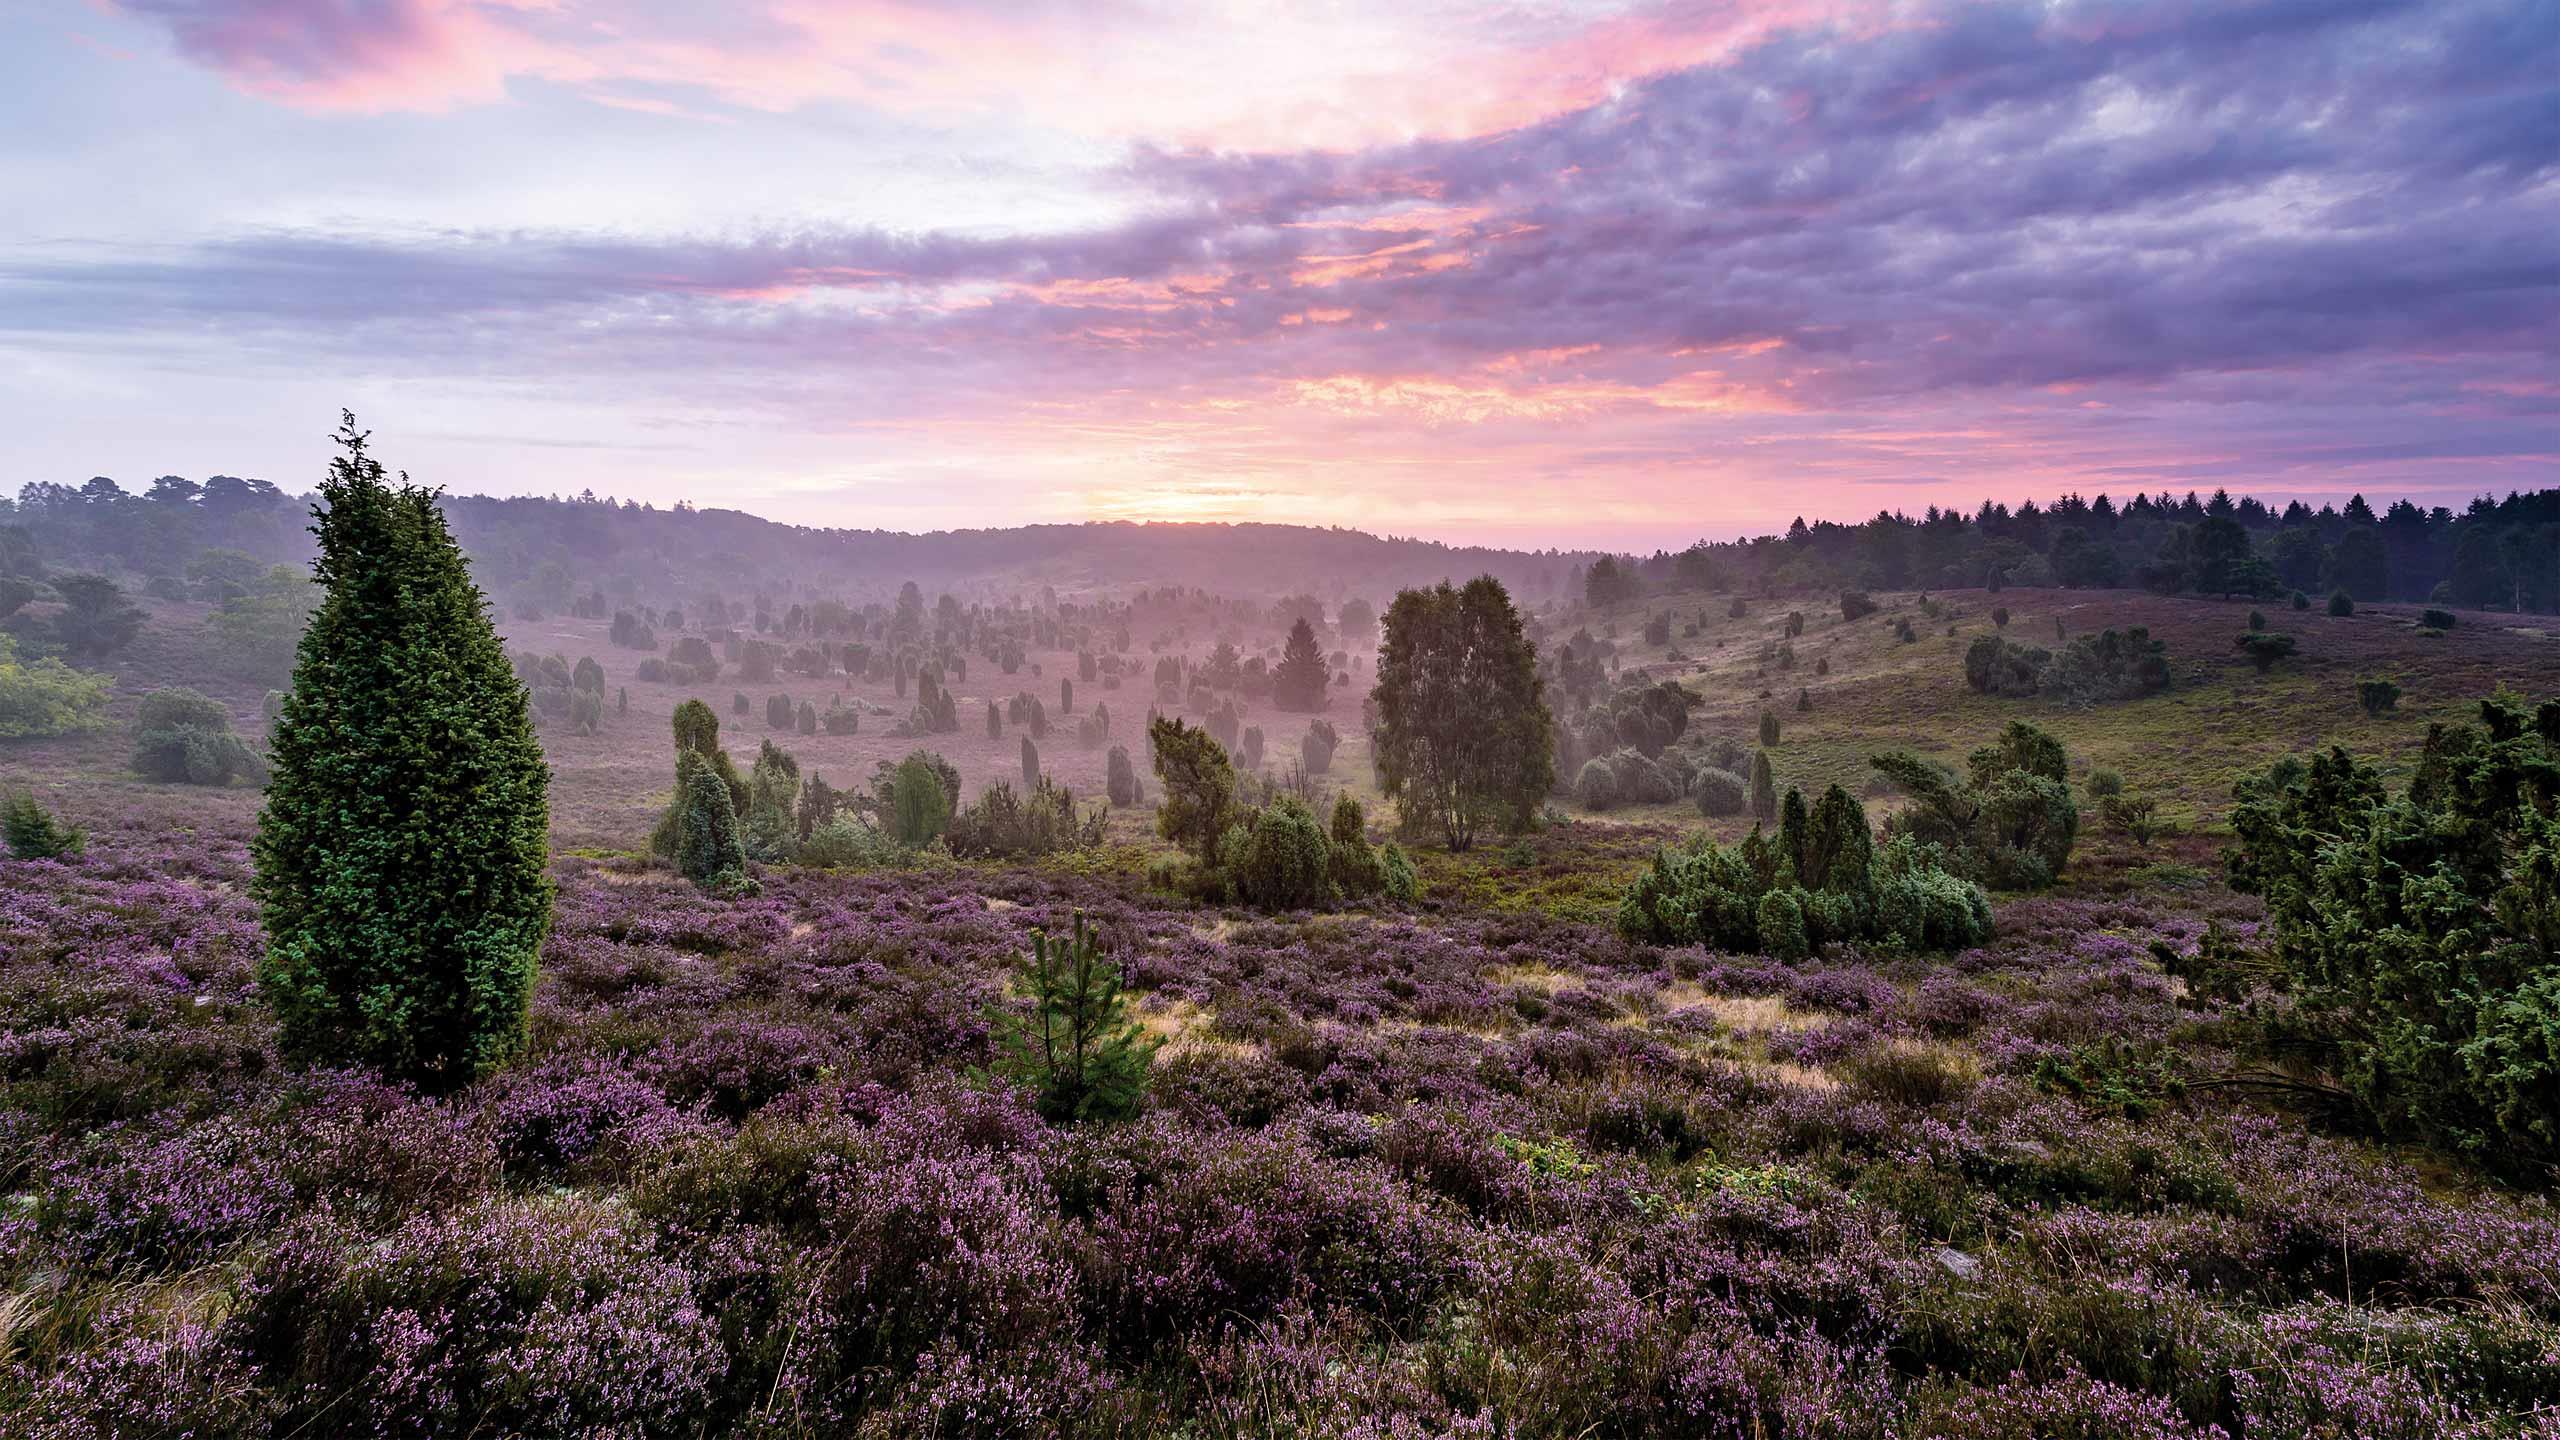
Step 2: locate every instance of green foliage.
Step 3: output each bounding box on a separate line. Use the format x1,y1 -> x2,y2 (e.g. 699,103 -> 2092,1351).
253,414 -> 552,1093
46,572 -> 146,659
0,631 -> 112,738
2085,768 -> 2124,799
1378,840 -> 1420,902
1575,757 -> 1618,810
2327,589 -> 2355,617
2042,627 -> 2171,706
2228,694 -> 2560,1172
1105,744 -> 1138,806
650,700 -> 746,859
2,789 -> 83,859
2420,607 -> 2457,630
885,752 -> 952,849
1223,793 -> 1334,909
1149,714 -> 1237,863
2358,677 -> 2401,716
2034,1037 -> 2190,1118
131,687 -> 262,785
988,912 -> 1158,1125
1840,590 -> 1877,622
2234,631 -> 2297,673
1693,765 -> 1745,817
945,775 -> 1106,860
1757,710 -> 1780,746
1873,720 -> 2079,889
1371,576 -> 1554,851
1963,634 -> 2048,697
1620,783 -> 1990,955
797,816 -> 909,869
674,752 -> 753,893
208,565 -> 317,683
740,739 -> 801,862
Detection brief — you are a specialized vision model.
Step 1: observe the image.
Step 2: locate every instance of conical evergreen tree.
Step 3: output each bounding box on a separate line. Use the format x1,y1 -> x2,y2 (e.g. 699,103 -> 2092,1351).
1273,616 -> 1329,711
254,413 -> 552,1092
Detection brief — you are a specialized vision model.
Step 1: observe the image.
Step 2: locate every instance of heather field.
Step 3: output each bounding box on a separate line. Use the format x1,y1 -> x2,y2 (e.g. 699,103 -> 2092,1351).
3,583 -> 2556,1438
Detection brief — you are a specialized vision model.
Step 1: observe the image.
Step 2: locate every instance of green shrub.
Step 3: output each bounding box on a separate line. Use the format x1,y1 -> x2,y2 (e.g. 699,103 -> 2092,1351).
0,632 -> 112,738
945,775 -> 1106,860
254,414 -> 552,1092
2420,607 -> 2457,630
798,816 -> 906,869
1840,590 -> 1878,621
1873,720 -> 2078,889
1621,786 -> 1989,955
988,911 -> 1157,1125
1749,750 -> 1778,820
2043,627 -> 2170,705
1576,757 -> 1619,810
674,753 -> 752,893
2085,768 -> 2124,798
1225,794 -> 1333,910
1758,710 -> 1780,746
1964,634 -> 2048,697
1378,842 -> 1420,902
2357,677 -> 2401,716
884,752 -> 951,848
2,789 -> 83,859
131,687 -> 262,786
2228,693 -> 2560,1172
1106,744 -> 1138,806
2234,631 -> 2296,672
2247,609 -> 2267,631
2290,589 -> 2310,611
1693,766 -> 1745,817
2327,589 -> 2355,617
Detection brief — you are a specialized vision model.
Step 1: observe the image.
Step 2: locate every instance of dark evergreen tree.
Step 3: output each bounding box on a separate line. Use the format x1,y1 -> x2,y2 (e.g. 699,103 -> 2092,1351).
1272,616 -> 1329,711
253,414 -> 552,1092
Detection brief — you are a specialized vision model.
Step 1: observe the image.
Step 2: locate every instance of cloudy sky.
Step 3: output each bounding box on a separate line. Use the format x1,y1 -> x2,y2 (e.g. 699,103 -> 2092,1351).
2,0 -> 2552,547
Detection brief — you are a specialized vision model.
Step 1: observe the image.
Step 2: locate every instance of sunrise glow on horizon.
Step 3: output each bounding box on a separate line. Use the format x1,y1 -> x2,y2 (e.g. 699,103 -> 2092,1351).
3,0 -> 2552,548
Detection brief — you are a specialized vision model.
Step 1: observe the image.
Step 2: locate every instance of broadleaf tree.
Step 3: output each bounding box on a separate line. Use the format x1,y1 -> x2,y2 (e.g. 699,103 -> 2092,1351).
1369,575 -> 1554,851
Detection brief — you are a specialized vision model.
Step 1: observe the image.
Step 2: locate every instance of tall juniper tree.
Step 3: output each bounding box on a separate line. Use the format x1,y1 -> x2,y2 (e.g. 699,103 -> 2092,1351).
253,413 -> 552,1091
1370,576 -> 1554,851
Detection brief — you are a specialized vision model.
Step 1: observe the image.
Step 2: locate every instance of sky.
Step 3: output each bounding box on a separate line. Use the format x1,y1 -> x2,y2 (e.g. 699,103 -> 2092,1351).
1,0 -> 2553,550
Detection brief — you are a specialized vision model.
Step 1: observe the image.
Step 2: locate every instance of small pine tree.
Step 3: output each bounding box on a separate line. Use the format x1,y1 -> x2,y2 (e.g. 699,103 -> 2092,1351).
1061,677 -> 1074,714
987,700 -> 1002,739
989,911 -> 1158,1124
1106,744 -> 1138,807
1021,734 -> 1040,789
1758,710 -> 1781,746
254,413 -> 551,1092
2327,590 -> 2355,618
1795,686 -> 1810,713
2,790 -> 83,859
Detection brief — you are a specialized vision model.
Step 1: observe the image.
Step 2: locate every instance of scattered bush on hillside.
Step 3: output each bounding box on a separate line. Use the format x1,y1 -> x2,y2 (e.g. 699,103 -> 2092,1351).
132,687 -> 262,785
0,631 -> 111,739
2358,678 -> 2401,716
2235,632 -> 2297,673
946,775 -> 1107,860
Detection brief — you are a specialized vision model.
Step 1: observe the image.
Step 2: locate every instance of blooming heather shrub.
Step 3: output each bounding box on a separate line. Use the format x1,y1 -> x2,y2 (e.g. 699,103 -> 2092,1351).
238,1195 -> 724,1437
36,1113 -> 297,1270
255,415 -> 551,1092
7,1301 -> 279,1440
